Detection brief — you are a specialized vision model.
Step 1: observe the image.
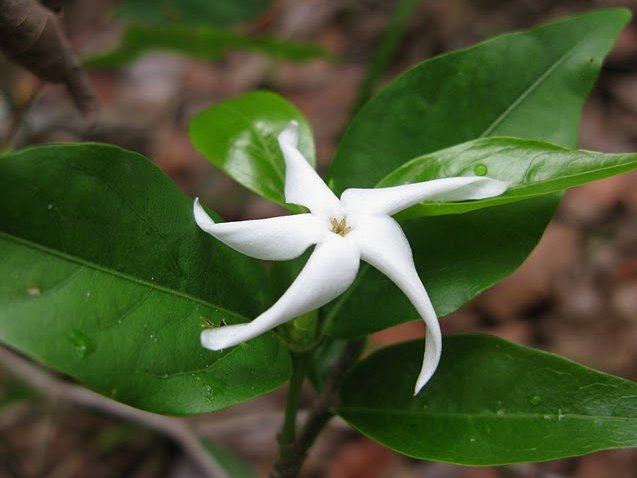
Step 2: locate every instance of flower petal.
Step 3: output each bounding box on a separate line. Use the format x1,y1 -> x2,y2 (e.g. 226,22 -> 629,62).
278,121 -> 342,217
194,198 -> 326,260
341,176 -> 509,216
349,215 -> 441,394
201,234 -> 360,350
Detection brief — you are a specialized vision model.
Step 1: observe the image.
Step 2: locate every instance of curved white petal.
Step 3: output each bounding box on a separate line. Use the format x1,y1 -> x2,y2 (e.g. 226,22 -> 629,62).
341,176 -> 509,216
201,234 -> 360,350
349,215 -> 441,394
194,198 -> 326,260
278,121 -> 342,217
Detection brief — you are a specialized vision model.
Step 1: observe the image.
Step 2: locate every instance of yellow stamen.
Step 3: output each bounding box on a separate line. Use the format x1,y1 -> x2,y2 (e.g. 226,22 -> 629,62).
330,217 -> 352,236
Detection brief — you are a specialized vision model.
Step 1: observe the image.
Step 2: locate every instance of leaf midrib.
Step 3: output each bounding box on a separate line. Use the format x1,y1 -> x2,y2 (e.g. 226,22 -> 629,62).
390,152 -> 637,218
0,231 -> 248,322
228,104 -> 286,184
478,42 -> 580,138
389,144 -> 636,189
339,406 -> 637,422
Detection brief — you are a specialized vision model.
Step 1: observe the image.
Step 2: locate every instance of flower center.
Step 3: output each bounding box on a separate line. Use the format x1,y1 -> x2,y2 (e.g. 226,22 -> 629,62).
330,217 -> 352,236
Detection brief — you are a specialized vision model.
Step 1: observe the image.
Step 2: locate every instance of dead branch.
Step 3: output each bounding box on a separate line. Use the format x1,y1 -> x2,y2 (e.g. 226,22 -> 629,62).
0,0 -> 97,116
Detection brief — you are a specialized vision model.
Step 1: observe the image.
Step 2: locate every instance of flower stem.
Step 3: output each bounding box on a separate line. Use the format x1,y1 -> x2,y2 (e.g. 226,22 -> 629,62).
270,340 -> 365,478
296,340 -> 364,458
271,352 -> 310,478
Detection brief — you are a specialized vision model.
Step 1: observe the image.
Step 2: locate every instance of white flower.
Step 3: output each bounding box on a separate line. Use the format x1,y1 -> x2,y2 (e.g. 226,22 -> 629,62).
194,121 -> 508,394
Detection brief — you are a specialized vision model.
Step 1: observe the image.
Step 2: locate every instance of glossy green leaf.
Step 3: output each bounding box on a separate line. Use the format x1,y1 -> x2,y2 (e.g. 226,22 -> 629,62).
84,24 -> 328,68
339,335 -> 637,465
306,339 -> 360,391
325,9 -> 629,339
329,9 -> 630,190
190,91 -> 316,211
117,0 -> 271,27
379,137 -> 637,219
0,144 -> 291,415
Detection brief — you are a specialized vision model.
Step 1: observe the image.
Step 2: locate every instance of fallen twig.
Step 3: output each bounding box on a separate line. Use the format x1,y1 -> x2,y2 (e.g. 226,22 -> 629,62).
0,345 -> 230,478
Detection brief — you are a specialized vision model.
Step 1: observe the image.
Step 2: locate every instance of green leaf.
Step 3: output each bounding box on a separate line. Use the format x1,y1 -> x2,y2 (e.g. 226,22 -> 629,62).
379,137 -> 637,219
325,9 -> 629,339
83,24 -> 328,68
189,91 -> 316,211
0,144 -> 291,415
307,339 -> 359,390
329,8 -> 630,190
117,0 -> 271,27
338,335 -> 637,465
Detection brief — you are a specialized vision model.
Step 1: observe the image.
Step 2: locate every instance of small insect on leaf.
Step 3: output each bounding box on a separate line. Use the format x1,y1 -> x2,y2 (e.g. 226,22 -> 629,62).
199,317 -> 227,329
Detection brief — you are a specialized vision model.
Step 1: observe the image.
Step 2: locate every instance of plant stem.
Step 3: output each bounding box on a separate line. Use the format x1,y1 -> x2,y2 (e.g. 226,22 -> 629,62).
296,340 -> 364,459
271,352 -> 310,478
270,340 -> 365,478
350,0 -> 422,117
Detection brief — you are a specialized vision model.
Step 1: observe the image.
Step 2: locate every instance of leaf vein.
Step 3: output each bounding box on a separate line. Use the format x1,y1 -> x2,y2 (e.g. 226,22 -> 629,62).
0,232 -> 248,323
479,43 -> 580,138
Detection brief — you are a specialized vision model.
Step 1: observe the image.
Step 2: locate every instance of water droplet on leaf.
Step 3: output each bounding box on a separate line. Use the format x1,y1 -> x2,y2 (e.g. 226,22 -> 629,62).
27,287 -> 41,297
473,164 -> 488,176
204,385 -> 215,402
529,395 -> 541,406
47,204 -> 53,210
68,330 -> 96,359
